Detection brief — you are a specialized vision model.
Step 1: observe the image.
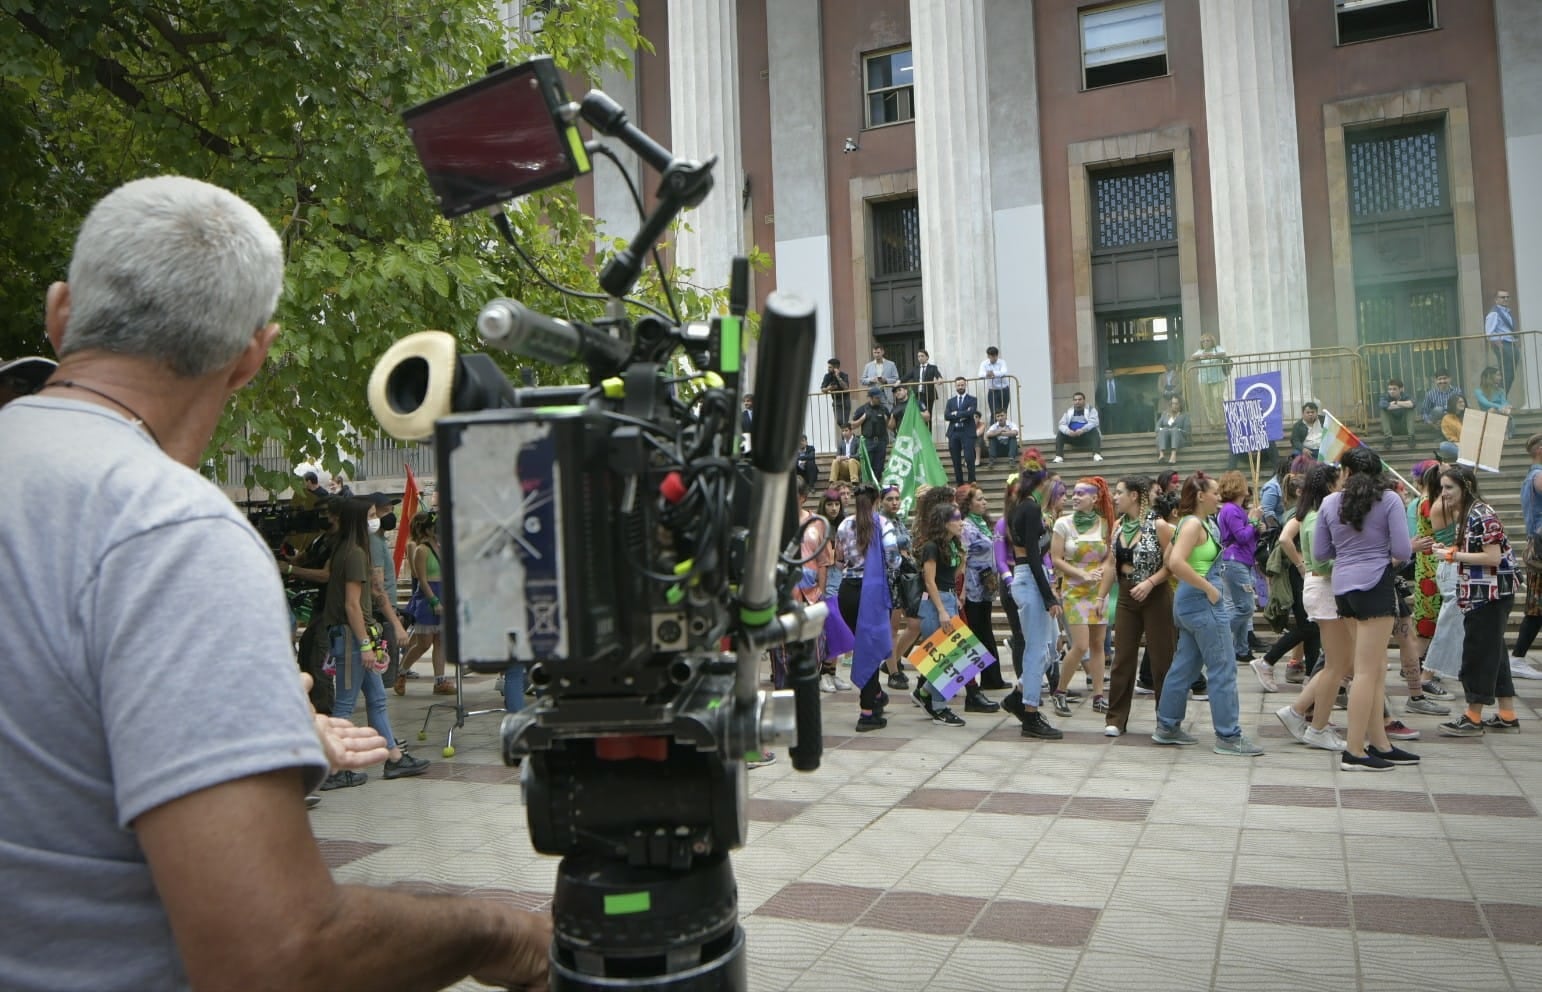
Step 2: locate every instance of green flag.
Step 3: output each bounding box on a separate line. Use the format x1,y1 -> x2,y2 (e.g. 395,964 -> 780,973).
857,437 -> 878,487
881,395 -> 948,520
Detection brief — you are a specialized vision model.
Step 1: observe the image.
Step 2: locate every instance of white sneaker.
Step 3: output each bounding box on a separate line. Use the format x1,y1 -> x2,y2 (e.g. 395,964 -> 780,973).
1103,725 -> 1122,738
1303,726 -> 1347,752
832,674 -> 854,691
1509,658 -> 1542,680
1093,453 -> 1104,463
1276,704 -> 1308,743
820,674 -> 838,693
1051,455 -> 1064,463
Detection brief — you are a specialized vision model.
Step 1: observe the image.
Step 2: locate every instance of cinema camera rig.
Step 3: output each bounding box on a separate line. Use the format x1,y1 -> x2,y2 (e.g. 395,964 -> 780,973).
365,57 -> 826,992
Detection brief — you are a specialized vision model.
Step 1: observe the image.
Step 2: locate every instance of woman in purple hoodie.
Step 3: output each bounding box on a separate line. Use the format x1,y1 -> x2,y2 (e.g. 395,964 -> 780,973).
1215,472 -> 1261,665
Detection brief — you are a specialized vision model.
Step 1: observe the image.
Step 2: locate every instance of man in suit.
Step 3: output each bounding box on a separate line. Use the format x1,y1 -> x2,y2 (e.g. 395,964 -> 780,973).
913,348 -> 943,426
860,345 -> 900,407
830,424 -> 861,484
740,393 -> 754,434
944,376 -> 980,485
1099,367 -> 1123,435
794,433 -> 819,489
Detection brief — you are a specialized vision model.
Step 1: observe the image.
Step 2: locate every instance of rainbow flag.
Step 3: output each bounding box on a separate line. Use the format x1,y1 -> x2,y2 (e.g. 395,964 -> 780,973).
1317,411 -> 1362,465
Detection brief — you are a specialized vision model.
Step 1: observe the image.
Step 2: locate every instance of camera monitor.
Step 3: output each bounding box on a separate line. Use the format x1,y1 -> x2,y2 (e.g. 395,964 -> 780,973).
403,56 -> 591,218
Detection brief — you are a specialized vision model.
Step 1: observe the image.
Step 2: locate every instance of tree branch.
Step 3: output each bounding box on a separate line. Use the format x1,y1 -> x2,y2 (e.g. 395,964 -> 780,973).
140,8 -> 220,105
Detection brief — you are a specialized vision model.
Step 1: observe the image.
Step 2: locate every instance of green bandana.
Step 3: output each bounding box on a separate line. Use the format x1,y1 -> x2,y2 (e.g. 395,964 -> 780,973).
1119,517 -> 1140,544
1073,510 -> 1100,531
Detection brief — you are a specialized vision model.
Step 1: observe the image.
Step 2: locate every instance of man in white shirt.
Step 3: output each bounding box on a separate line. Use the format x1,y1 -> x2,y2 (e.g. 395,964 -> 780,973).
984,410 -> 1020,466
979,345 -> 1010,418
860,344 -> 900,407
1486,289 -> 1518,391
1053,391 -> 1104,463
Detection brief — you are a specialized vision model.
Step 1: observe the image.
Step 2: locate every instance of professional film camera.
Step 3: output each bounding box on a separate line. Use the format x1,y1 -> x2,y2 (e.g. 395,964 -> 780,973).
365,57 -> 827,991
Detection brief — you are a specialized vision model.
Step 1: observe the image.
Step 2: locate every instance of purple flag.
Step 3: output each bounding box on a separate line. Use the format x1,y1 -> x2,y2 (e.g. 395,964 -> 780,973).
850,514 -> 894,689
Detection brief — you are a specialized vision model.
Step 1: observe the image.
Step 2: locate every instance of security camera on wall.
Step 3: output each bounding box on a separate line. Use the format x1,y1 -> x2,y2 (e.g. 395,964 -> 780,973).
842,137 -> 858,154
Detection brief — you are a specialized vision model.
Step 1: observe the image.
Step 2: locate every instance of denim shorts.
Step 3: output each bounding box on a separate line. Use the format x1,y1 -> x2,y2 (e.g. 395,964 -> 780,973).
1335,567 -> 1398,621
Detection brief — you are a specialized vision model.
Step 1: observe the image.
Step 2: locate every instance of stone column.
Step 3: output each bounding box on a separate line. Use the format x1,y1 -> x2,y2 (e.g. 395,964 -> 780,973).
667,0 -> 745,292
1198,0 -> 1311,358
909,0 -> 1000,419
767,0 -> 835,396
984,0 -> 1053,439
1496,0 -> 1542,346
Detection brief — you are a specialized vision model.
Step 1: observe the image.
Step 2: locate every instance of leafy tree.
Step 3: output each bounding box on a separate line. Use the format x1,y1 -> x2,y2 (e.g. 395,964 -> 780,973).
0,0 -> 741,493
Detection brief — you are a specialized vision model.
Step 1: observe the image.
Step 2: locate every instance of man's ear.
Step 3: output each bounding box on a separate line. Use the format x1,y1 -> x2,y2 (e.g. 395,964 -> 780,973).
44,282 -> 70,354
226,323 -> 280,391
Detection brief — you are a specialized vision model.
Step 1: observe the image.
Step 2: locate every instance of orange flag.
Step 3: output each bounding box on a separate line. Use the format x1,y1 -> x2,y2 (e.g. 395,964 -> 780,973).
393,464 -> 420,574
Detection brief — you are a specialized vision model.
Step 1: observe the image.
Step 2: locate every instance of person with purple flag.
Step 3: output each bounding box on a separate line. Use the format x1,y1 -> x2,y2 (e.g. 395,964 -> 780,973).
835,485 -> 897,732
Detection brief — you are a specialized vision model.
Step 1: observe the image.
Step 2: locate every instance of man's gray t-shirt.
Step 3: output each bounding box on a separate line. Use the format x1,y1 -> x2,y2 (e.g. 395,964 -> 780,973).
369,530 -> 397,608
0,396 -> 328,991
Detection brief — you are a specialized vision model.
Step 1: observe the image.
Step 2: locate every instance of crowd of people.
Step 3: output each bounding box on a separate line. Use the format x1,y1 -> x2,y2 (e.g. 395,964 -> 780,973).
801,434 -> 1538,772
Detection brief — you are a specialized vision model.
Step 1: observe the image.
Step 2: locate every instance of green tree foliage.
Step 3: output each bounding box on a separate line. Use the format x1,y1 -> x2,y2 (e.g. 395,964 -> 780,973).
0,0 -> 741,491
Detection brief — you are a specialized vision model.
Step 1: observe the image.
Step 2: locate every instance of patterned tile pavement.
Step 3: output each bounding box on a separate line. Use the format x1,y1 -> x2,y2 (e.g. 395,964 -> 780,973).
312,662 -> 1542,991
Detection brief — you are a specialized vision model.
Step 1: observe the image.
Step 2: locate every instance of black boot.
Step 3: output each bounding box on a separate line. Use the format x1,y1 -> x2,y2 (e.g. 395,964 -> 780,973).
965,686 -> 1000,713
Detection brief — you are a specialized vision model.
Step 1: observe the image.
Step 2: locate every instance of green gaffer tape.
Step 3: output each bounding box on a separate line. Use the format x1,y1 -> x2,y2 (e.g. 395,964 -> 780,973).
720,316 -> 742,372
739,605 -> 775,626
605,891 -> 651,915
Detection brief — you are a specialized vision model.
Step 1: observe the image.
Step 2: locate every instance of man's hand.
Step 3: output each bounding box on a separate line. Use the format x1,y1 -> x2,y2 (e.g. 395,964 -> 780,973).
300,674 -> 389,771
472,909 -> 554,991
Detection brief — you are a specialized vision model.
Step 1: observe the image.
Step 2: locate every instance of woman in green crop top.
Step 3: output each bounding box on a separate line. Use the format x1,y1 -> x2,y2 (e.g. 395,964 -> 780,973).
1153,473 -> 1262,756
395,511 -> 449,695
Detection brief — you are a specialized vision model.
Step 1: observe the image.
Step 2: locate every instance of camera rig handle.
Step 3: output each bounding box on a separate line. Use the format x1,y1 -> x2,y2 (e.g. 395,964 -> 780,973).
575,90 -> 716,300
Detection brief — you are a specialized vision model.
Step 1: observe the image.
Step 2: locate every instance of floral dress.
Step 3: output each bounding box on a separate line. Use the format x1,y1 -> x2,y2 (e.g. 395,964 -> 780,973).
1412,499 -> 1440,639
1053,516 -> 1110,626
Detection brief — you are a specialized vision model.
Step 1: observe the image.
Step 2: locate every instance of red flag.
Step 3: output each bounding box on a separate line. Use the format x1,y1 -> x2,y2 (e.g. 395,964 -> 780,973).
393,464 -> 420,574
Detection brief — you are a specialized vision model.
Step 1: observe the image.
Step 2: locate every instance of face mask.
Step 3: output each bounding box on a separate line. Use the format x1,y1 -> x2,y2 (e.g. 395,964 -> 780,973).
380,512 -> 397,532
368,517 -> 381,534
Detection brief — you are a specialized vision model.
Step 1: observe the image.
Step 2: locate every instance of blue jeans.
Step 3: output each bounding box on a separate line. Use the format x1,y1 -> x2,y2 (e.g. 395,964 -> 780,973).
502,662 -> 529,713
1157,579 -> 1242,739
919,590 -> 959,640
1218,560 -> 1255,653
1012,565 -> 1052,707
329,624 -> 398,748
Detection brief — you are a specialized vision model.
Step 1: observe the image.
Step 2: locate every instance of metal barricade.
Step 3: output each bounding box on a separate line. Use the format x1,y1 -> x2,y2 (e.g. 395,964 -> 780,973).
1182,347 -> 1366,433
1358,330 -> 1539,420
802,374 -> 1023,456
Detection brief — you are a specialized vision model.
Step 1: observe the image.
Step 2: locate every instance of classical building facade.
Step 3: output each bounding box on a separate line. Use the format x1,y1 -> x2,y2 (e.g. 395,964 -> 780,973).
555,0 -> 1538,439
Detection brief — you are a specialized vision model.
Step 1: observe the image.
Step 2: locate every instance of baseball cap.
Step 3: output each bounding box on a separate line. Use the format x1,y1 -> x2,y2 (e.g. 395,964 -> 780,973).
867,386 -> 883,397
367,491 -> 399,509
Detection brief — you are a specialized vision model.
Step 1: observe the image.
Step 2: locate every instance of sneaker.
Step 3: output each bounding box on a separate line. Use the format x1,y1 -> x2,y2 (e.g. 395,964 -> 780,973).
1214,734 -> 1264,756
1021,711 -> 1063,740
393,673 -> 408,695
820,674 -> 838,693
494,674 -> 505,692
402,670 -> 422,679
1438,715 -> 1485,737
1093,453 -> 1104,463
1340,751 -> 1395,772
1248,632 -> 1268,654
1051,455 -> 1064,463
1104,725 -> 1123,738
304,794 -> 322,809
1405,696 -> 1452,716
1384,720 -> 1421,741
1134,681 -> 1155,696
855,713 -> 888,733
384,753 -> 430,780
911,685 -> 934,712
887,671 -> 910,690
320,770 -> 368,791
1482,715 -> 1521,734
1152,724 -> 1199,746
1235,652 -> 1255,664
1509,658 -> 1542,680
1190,687 -> 1209,702
1092,695 -> 1108,714
1284,663 -> 1307,685
433,679 -> 455,695
1250,659 -> 1278,693
832,673 -> 854,691
1001,689 -> 1027,722
1051,692 -> 1072,718
1276,705 -> 1309,743
1366,744 -> 1420,764
1303,726 -> 1346,751
745,750 -> 777,768
1421,679 -> 1452,699
964,691 -> 1000,714
931,707 -> 966,727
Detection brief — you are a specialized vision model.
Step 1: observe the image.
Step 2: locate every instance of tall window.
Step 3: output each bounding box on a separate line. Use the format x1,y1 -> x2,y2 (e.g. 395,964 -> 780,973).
1081,1 -> 1167,90
864,48 -> 914,128
1347,120 -> 1447,221
1335,0 -> 1436,46
1092,162 -> 1177,250
872,198 -> 921,276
